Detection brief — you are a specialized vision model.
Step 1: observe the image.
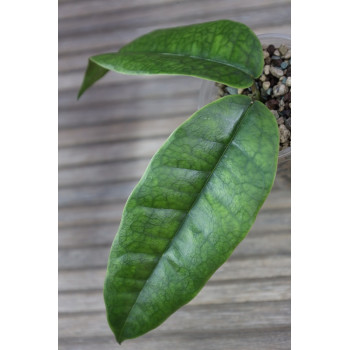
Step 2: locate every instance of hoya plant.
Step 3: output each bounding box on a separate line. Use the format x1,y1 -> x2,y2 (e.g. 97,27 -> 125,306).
79,20 -> 279,343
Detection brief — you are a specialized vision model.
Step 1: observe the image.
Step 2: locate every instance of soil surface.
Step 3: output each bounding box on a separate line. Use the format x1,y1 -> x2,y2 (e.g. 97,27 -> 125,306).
216,44 -> 291,151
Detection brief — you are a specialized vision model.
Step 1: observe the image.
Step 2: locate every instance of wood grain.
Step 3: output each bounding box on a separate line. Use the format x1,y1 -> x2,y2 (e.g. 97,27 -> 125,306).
59,300 -> 290,338
59,255 -> 290,292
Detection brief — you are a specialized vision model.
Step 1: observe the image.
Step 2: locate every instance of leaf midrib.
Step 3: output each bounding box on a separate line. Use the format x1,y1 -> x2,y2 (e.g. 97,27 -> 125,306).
117,98 -> 254,341
94,51 -> 255,78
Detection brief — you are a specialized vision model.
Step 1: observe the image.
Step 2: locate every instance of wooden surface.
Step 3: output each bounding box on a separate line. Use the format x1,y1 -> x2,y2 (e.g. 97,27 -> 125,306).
58,1 -> 291,349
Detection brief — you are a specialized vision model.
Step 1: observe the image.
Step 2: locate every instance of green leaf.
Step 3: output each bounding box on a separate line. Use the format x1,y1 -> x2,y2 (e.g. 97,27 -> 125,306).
78,20 -> 263,98
104,95 -> 279,343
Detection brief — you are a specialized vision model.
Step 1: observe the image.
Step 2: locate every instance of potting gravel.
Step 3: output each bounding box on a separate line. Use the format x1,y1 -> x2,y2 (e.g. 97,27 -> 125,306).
216,44 -> 291,151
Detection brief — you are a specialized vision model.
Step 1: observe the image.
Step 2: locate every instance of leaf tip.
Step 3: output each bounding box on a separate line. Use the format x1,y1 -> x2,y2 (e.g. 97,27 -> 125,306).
76,84 -> 85,100
115,333 -> 126,345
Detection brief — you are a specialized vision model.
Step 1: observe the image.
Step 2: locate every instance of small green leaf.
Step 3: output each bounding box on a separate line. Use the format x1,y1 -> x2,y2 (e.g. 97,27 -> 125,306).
78,20 -> 263,98
104,95 -> 279,343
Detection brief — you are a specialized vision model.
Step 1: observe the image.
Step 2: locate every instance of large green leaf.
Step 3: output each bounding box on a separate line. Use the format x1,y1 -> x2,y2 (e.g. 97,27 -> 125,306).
78,20 -> 263,98
104,95 -> 279,343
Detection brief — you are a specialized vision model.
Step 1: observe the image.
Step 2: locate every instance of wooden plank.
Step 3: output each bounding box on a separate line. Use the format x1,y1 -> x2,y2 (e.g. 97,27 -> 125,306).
58,186 -> 290,227
58,14 -> 290,58
58,23 -> 290,76
59,94 -> 197,128
59,327 -> 291,350
58,157 -> 290,189
58,202 -> 122,228
59,0 -> 188,20
58,210 -> 290,247
59,75 -> 200,108
58,181 -> 137,208
58,255 -> 290,292
58,115 -> 187,147
58,159 -> 149,187
59,178 -> 290,208
59,277 -> 290,314
58,300 -> 290,338
58,0 -> 283,21
58,2 -> 290,55
58,229 -> 291,270
58,137 -> 165,168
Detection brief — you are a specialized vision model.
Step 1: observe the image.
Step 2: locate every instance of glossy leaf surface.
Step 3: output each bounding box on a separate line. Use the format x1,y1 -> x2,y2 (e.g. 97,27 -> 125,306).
78,20 -> 263,97
104,95 -> 279,343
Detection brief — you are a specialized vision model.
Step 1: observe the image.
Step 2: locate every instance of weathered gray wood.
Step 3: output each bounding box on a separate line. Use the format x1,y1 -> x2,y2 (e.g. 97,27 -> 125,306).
58,181 -> 137,208
59,196 -> 290,230
59,94 -> 197,128
59,0 -> 188,20
59,255 -> 290,292
59,277 -> 290,314
58,212 -> 290,248
59,327 -> 291,350
59,300 -> 290,338
58,230 -> 290,270
58,0 -> 283,21
58,159 -> 149,187
58,186 -> 290,227
59,3 -> 290,55
60,75 -> 199,106
58,23 -> 290,76
58,137 -> 165,168
59,179 -> 290,208
58,115 -> 187,147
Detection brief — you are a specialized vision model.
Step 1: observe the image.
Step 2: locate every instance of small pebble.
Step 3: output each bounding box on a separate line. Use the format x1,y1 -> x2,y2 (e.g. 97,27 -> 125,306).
265,99 -> 279,110
285,117 -> 291,130
273,49 -> 280,56
262,81 -> 271,90
279,44 -> 288,56
267,88 -> 272,95
225,86 -> 238,95
279,124 -> 290,143
264,65 -> 270,75
273,84 -> 287,97
263,50 -> 269,59
283,92 -> 291,102
259,74 -> 267,82
270,66 -> 284,78
267,45 -> 275,55
281,61 -> 288,69
283,49 -> 291,59
271,110 -> 279,119
277,117 -> 284,125
286,76 -> 291,87
271,58 -> 283,67
283,109 -> 291,118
